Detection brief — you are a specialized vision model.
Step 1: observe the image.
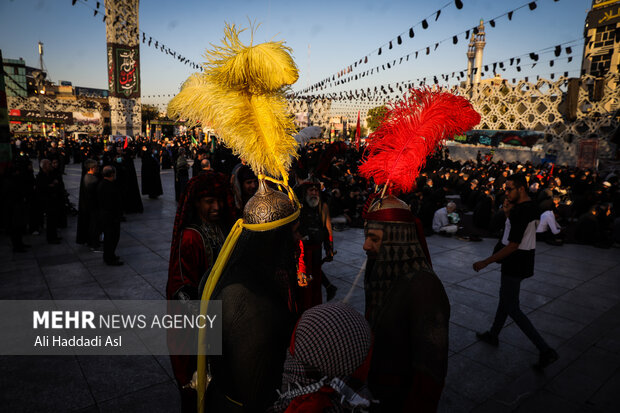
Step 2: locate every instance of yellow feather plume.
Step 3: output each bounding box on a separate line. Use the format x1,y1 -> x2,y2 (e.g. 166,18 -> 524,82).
168,24 -> 298,179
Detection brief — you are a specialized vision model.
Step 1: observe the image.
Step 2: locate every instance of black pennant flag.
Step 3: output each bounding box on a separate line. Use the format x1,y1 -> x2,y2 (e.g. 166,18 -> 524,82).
529,53 -> 539,61
508,11 -> 513,20
490,19 -> 495,27
378,47 -> 382,55
550,60 -> 554,67
528,2 -> 537,10
510,58 -> 514,65
453,35 -> 458,44
409,28 -> 414,38
422,19 -> 428,29
568,56 -> 573,63
434,43 -> 439,50
435,10 -> 441,21
455,0 -> 463,9
397,35 -> 402,45
389,41 -> 393,49
566,47 -> 572,54
465,30 -> 470,39
555,45 -> 561,57
426,47 -> 430,55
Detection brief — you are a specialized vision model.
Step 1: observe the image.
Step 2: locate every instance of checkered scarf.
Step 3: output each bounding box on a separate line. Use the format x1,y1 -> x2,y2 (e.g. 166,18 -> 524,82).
272,303 -> 374,412
364,220 -> 433,329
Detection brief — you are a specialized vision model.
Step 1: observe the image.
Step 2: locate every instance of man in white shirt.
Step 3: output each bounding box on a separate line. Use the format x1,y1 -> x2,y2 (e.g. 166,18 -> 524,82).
432,202 -> 458,235
537,208 -> 563,245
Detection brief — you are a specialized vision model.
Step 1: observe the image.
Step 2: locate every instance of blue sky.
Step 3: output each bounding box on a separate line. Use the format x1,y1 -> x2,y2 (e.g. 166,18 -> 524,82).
0,0 -> 592,109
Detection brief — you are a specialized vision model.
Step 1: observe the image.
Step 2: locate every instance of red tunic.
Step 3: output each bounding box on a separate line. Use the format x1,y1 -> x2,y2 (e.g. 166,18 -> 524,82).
167,228 -> 210,387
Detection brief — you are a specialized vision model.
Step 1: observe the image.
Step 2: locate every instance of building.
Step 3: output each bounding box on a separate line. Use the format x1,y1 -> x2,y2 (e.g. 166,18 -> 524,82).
2,58 -> 27,97
582,0 -> 620,77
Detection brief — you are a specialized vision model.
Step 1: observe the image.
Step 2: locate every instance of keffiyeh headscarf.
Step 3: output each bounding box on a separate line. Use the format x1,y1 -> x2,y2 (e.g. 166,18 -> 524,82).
273,303 -> 375,413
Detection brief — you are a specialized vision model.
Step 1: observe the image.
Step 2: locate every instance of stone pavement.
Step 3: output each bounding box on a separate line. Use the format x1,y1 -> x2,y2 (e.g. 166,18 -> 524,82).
1,159 -> 619,412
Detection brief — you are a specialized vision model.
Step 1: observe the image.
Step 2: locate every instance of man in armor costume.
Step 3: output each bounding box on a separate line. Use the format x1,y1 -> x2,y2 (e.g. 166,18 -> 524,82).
200,180 -> 302,412
357,88 -> 480,411
167,23 -> 306,413
166,171 -> 233,412
363,196 -> 450,412
296,178 -> 337,309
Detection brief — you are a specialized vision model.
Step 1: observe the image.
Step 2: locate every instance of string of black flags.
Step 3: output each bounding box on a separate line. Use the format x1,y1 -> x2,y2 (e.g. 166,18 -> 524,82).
295,0 -> 563,96
291,42 -> 582,102
71,0 -> 203,71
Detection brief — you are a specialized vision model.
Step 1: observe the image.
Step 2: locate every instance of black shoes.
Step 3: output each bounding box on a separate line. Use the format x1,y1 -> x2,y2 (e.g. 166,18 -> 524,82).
476,331 -> 499,347
533,349 -> 559,370
326,284 -> 338,301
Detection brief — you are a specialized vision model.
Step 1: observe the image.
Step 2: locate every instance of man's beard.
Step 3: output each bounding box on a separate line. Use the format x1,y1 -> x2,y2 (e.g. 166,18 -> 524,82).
306,195 -> 319,208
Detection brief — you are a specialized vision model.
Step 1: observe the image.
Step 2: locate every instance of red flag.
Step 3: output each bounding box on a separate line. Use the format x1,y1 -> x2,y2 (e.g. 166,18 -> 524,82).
355,111 -> 361,150
123,136 -> 128,149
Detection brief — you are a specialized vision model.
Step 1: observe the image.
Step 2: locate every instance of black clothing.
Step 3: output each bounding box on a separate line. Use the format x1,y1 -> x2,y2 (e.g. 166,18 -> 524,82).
141,153 -> 164,198
121,153 -> 144,213
501,201 -> 538,279
490,275 -> 550,352
77,173 -> 101,247
35,170 -> 62,242
98,179 -> 122,262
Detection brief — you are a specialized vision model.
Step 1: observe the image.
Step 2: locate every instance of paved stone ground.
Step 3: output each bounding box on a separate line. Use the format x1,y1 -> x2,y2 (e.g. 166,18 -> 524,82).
1,159 -> 619,412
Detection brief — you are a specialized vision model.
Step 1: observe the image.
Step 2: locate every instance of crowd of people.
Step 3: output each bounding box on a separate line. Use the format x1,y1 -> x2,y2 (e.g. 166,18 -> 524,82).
1,132 -> 619,412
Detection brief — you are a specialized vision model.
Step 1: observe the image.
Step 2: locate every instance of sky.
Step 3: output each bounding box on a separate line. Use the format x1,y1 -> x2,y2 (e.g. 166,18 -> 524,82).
0,0 -> 593,110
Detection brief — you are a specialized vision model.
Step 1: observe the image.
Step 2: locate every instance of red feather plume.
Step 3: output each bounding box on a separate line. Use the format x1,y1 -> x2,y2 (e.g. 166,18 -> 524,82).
359,88 -> 480,194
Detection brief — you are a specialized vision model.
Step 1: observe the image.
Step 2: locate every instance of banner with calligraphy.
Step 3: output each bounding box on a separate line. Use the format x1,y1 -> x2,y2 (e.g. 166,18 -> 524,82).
107,43 -> 141,99
72,112 -> 102,126
9,109 -> 74,125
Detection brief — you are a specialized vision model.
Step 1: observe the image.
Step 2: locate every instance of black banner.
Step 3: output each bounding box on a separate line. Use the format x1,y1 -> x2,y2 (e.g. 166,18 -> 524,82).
9,109 -> 73,125
107,43 -> 140,99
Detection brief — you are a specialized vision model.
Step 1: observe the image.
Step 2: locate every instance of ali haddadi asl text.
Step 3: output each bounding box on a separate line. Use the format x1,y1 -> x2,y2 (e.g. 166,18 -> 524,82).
34,335 -> 121,347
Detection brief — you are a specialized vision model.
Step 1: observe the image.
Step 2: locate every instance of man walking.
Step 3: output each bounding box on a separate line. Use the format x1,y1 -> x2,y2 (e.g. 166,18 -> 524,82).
98,166 -> 123,266
473,174 -> 558,370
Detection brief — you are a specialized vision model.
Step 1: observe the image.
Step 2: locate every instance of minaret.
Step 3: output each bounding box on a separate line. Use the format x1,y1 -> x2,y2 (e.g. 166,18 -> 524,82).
466,34 -> 475,87
473,19 -> 486,84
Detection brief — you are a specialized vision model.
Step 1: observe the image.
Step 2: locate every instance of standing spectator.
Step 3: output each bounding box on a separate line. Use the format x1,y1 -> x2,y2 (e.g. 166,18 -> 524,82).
141,146 -> 163,199
36,159 -> 62,244
76,159 -> 100,249
175,147 -> 190,202
473,174 -> 558,370
98,166 -> 123,266
3,162 -> 31,252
